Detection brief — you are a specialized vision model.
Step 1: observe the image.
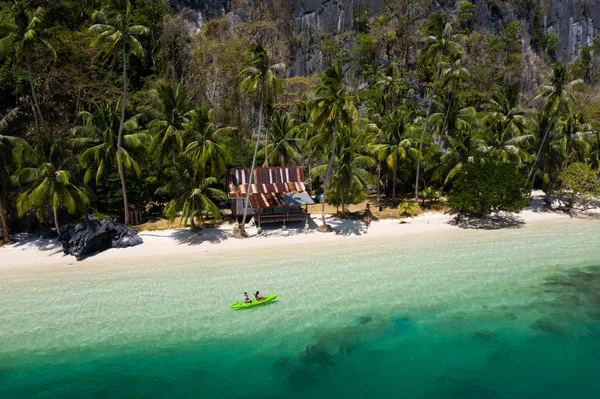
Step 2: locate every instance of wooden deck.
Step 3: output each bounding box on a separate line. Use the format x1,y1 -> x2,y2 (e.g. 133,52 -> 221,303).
256,211 -> 308,224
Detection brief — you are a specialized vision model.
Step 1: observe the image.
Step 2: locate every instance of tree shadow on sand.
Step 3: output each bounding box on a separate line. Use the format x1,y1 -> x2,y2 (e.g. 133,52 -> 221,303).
10,234 -> 62,252
171,229 -> 229,246
448,213 -> 525,230
327,218 -> 368,236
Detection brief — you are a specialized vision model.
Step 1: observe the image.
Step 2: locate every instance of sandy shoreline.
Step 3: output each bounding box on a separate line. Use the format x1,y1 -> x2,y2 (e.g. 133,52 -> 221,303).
0,192 -> 595,273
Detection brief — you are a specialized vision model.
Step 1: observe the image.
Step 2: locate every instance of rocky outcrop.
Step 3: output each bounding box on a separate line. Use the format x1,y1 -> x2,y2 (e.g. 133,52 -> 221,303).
182,0 -> 599,69
543,0 -> 599,63
171,0 -> 230,23
59,217 -> 143,260
290,0 -> 384,33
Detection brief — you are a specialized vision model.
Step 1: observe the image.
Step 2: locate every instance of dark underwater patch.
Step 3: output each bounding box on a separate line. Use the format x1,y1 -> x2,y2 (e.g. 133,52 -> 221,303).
531,318 -> 566,335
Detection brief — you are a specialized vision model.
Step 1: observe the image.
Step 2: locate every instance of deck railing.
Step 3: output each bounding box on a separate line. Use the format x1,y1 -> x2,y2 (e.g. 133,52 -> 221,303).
256,210 -> 307,224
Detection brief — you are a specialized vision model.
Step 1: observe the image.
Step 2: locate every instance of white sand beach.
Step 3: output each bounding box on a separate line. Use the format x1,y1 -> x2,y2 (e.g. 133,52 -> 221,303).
0,191 -> 595,272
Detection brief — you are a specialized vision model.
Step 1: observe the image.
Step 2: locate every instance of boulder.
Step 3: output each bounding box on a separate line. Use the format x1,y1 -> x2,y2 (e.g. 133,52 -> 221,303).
59,217 -> 143,260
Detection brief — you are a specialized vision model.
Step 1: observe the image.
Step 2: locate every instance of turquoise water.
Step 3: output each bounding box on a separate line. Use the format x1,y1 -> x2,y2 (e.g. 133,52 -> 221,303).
1,220 -> 599,398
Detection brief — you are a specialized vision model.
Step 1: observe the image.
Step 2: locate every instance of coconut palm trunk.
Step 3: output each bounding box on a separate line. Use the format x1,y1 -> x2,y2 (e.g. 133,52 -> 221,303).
118,43 -> 130,225
241,101 -> 264,232
0,196 -> 10,244
415,62 -> 441,200
526,111 -> 557,186
26,54 -> 49,134
320,122 -> 339,227
376,160 -> 381,203
440,90 -> 454,137
392,166 -> 397,200
264,115 -> 269,167
53,207 -> 61,236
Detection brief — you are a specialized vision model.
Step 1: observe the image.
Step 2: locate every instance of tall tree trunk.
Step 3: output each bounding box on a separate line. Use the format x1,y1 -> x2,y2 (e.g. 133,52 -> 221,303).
526,111 -> 557,187
392,166 -> 397,201
264,114 -> 269,167
0,195 -> 10,244
415,62 -> 442,200
376,160 -> 381,203
26,56 -> 49,134
240,101 -> 263,232
320,122 -> 339,228
118,43 -> 130,225
440,90 -> 454,137
53,207 -> 61,236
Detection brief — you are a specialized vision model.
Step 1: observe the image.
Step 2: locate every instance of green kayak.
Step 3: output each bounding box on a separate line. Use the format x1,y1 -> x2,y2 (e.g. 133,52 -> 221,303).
230,294 -> 278,309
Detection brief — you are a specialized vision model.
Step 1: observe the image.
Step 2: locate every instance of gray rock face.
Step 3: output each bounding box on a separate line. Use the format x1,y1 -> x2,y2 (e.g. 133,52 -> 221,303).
171,0 -> 230,21
184,0 -> 599,69
59,217 -> 143,260
290,0 -> 384,33
469,0 -> 599,63
543,0 -> 599,63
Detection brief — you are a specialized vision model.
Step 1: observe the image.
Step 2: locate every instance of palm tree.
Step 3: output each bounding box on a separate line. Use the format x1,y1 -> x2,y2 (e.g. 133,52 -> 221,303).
184,106 -> 233,179
71,100 -> 150,186
589,126 -> 600,170
482,84 -> 531,136
240,44 -> 284,167
144,82 -> 190,164
260,109 -> 303,166
438,58 -> 469,137
369,108 -> 419,200
375,63 -> 404,114
238,44 -> 284,234
432,125 -> 483,186
157,155 -> 226,228
311,124 -> 376,215
477,114 -> 533,166
12,132 -> 88,235
527,63 -> 583,185
0,3 -> 56,133
553,113 -> 595,165
0,108 -> 22,244
89,0 -> 148,225
414,12 -> 465,200
310,62 -> 358,229
429,94 -> 477,138
528,113 -> 557,192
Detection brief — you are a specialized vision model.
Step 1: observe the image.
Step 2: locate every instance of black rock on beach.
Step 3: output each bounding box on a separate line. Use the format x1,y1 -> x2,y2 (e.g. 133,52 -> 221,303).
59,217 -> 143,260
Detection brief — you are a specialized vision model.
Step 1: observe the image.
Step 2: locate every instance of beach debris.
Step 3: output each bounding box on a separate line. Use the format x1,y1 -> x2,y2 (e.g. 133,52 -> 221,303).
59,216 -> 143,260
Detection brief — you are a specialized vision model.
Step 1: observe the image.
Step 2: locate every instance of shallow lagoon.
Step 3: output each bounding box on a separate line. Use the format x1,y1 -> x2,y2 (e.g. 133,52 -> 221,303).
1,219 -> 599,398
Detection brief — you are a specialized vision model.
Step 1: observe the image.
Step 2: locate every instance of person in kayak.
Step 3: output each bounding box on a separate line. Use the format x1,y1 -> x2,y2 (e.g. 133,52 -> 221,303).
243,292 -> 253,303
255,291 -> 265,301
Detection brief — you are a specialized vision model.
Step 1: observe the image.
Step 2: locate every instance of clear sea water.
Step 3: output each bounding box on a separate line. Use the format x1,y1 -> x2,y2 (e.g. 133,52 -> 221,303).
1,219 -> 599,398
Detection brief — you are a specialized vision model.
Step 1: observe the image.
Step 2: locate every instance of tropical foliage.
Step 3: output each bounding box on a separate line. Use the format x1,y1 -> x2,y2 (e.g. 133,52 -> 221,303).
449,162 -> 529,216
0,1 -> 599,237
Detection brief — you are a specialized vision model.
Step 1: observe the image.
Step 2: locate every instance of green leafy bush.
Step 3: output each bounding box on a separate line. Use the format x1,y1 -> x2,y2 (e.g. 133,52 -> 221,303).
449,162 -> 529,216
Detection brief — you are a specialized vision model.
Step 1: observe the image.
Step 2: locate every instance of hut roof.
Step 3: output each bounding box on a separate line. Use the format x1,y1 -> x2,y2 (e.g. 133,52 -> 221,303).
228,166 -> 314,208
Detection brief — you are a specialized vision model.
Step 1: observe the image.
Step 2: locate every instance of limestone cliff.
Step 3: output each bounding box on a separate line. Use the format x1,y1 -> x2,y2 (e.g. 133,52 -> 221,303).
290,0 -> 384,32
182,0 -> 599,72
